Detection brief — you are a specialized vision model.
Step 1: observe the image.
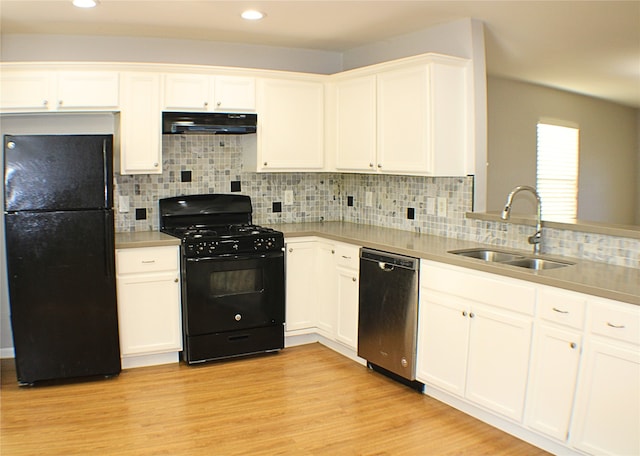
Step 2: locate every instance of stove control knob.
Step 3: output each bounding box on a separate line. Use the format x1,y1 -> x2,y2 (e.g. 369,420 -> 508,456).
233,244 -> 239,250
235,314 -> 242,321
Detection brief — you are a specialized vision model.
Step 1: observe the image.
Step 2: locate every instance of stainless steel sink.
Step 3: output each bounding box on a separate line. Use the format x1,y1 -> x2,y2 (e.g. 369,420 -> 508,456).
502,258 -> 574,270
448,248 -> 525,263
448,248 -> 574,270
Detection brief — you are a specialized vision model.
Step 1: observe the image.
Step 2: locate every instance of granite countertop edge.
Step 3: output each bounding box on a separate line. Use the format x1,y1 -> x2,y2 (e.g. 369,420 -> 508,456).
275,221 -> 640,306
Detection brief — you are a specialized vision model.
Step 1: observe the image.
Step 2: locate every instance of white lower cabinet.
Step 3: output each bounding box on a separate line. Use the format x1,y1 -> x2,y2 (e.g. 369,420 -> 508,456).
285,238 -> 318,332
417,262 -> 534,422
285,237 -> 360,351
525,286 -> 586,442
115,246 -> 182,367
570,297 -> 640,456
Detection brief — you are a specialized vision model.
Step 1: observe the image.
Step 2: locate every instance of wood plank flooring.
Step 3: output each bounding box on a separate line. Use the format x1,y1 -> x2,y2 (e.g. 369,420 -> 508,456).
1,343 -> 549,455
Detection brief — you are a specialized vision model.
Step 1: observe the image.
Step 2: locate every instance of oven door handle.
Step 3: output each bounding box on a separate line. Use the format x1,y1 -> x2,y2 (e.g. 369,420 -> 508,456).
186,251 -> 284,262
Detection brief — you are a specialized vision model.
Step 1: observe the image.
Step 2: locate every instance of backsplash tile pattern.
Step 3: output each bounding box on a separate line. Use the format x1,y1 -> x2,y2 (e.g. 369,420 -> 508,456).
114,134 -> 639,269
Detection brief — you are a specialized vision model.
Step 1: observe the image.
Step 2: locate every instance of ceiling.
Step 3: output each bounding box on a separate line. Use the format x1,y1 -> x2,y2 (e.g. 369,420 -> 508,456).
1,1 -> 639,107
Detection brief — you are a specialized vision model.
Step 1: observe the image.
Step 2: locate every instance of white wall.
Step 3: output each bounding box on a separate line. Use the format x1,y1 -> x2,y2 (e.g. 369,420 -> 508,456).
487,76 -> 639,225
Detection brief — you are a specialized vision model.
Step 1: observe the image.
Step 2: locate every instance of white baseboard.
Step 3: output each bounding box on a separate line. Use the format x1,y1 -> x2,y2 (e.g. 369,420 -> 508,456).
121,351 -> 180,369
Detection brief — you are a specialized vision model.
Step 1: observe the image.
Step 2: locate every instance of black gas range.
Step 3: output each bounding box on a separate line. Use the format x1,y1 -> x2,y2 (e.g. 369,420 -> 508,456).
159,194 -> 285,364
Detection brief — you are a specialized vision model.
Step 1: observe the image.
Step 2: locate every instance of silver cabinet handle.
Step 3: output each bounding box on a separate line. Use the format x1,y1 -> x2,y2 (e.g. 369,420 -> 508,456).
607,322 -> 626,329
141,260 -> 156,264
552,307 -> 569,314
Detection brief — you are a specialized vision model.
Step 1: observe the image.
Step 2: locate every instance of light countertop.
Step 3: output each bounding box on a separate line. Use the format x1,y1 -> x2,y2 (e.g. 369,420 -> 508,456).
275,221 -> 640,306
115,231 -> 181,249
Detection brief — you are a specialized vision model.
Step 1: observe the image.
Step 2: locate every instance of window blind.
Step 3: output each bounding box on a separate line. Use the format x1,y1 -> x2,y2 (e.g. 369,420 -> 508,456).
536,122 -> 579,221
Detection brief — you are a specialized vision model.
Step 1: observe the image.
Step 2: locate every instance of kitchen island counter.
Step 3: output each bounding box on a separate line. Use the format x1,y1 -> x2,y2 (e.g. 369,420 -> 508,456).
276,221 -> 640,306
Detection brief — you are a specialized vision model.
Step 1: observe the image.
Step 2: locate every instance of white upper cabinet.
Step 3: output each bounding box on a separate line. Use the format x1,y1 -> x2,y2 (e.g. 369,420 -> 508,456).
1,70 -> 119,112
118,72 -> 162,175
246,77 -> 324,171
333,75 -> 377,172
330,54 -> 473,176
163,73 -> 255,112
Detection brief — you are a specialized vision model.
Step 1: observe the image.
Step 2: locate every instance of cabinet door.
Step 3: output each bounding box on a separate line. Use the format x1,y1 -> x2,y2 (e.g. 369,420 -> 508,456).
214,76 -> 255,111
257,78 -> 324,170
0,71 -> 54,111
526,324 -> 582,441
119,72 -> 162,174
285,241 -> 317,331
56,71 -> 119,109
117,271 -> 182,356
466,303 -> 533,422
571,339 -> 640,456
377,65 -> 429,174
417,290 -> 470,396
315,241 -> 336,337
334,75 -> 377,172
164,73 -> 211,110
335,265 -> 359,349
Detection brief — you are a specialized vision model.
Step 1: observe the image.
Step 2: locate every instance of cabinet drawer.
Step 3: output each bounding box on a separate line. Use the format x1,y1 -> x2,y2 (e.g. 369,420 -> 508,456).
116,246 -> 179,275
421,261 -> 536,315
538,286 -> 586,330
334,243 -> 360,269
590,299 -> 640,346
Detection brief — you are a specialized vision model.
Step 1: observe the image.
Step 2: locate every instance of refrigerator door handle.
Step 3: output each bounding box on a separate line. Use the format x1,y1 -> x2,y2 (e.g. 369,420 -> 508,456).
103,139 -> 110,208
105,211 -> 115,279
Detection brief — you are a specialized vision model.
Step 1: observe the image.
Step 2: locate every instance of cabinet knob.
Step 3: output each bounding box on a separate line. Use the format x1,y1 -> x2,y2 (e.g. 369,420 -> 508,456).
288,248 -> 293,253
217,101 -> 222,107
58,100 -> 63,106
204,101 -> 209,107
469,312 -> 475,318
570,342 -> 577,349
264,162 -> 268,166
352,277 -> 357,282
235,313 -> 242,321
377,164 -> 382,168
369,163 -> 374,168
43,100 -> 49,106
462,311 -> 468,317
153,163 -> 159,167
331,250 -> 335,254
174,278 -> 179,283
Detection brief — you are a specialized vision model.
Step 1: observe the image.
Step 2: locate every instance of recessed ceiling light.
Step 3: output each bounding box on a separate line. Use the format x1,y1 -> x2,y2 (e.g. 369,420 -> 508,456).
72,0 -> 98,8
241,10 -> 264,21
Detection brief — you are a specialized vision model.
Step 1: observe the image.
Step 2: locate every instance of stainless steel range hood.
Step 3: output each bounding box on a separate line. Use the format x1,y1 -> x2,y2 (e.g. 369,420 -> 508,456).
162,112 -> 257,135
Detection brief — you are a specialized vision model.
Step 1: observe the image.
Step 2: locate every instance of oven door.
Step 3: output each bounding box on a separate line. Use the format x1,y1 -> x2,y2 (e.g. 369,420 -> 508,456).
184,252 -> 284,336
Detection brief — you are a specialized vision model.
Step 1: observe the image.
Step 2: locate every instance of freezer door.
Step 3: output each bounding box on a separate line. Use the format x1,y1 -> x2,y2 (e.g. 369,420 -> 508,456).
5,210 -> 120,384
4,134 -> 113,211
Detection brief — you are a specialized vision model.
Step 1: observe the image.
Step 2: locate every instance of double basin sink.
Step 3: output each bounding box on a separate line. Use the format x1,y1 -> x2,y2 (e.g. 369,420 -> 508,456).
448,248 -> 574,271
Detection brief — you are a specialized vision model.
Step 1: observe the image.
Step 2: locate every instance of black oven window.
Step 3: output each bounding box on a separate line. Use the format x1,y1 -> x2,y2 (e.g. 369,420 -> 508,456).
209,269 -> 264,297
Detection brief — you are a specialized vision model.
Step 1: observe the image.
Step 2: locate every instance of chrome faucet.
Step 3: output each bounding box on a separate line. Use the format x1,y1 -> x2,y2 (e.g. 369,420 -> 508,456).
501,185 -> 542,254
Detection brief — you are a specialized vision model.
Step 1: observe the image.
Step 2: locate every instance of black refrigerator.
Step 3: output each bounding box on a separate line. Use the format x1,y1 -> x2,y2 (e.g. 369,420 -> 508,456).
3,134 -> 121,385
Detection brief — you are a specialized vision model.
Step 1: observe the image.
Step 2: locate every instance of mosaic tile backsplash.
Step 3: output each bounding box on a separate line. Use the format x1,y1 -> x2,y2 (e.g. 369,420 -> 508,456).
114,135 -> 640,269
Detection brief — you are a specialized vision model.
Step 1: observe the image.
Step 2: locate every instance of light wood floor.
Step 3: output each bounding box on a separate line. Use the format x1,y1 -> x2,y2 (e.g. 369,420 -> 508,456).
1,343 -> 549,455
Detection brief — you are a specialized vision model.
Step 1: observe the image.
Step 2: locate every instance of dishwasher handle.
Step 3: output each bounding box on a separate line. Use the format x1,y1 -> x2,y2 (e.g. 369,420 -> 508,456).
360,248 -> 419,271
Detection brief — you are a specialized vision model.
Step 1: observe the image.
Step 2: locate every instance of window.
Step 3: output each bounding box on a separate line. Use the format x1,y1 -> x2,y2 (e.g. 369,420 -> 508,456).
536,121 -> 579,221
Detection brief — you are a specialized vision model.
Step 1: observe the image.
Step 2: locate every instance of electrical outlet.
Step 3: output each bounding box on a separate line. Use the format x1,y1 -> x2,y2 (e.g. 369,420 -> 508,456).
437,197 -> 448,217
284,190 -> 294,206
426,197 -> 436,215
407,207 -> 415,220
118,195 -> 129,213
365,192 -> 373,207
347,196 -> 354,207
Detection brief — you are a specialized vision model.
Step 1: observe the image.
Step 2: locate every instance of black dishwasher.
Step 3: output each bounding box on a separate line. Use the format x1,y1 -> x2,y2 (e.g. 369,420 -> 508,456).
358,248 -> 422,389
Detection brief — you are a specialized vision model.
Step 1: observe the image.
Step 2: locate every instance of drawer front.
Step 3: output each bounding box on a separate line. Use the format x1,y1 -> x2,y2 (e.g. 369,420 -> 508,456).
538,286 -> 586,330
590,299 -> 640,345
334,242 -> 360,269
116,246 -> 179,275
421,261 -> 536,316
